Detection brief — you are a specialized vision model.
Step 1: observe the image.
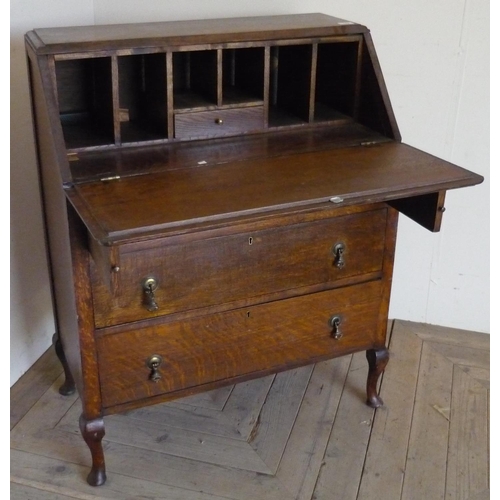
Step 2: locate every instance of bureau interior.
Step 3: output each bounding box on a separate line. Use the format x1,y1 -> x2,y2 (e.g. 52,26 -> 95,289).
53,34 -> 394,156
55,57 -> 114,149
222,47 -> 265,106
118,53 -> 168,143
173,50 -> 218,110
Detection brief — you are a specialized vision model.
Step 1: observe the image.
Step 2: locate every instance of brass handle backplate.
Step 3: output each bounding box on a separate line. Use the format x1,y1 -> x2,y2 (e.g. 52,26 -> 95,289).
142,277 -> 159,312
333,242 -> 346,269
146,354 -> 163,383
330,315 -> 343,340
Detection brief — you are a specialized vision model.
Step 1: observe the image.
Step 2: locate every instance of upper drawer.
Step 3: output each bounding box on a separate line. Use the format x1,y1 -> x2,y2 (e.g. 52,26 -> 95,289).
174,106 -> 264,139
91,208 -> 388,327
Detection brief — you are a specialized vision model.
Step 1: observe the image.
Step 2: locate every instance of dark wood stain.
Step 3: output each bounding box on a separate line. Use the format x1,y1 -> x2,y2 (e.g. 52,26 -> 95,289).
25,13 -> 483,486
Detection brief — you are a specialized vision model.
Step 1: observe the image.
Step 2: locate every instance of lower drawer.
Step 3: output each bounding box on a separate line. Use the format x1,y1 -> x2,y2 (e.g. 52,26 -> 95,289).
96,280 -> 383,409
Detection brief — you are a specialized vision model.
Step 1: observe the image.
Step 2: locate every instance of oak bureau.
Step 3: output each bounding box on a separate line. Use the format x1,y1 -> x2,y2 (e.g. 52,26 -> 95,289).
25,13 -> 483,486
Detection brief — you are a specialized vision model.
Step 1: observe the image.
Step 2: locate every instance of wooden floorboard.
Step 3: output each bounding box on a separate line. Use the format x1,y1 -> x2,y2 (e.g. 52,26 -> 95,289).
401,340 -> 453,500
357,320 -> 423,500
445,365 -> 489,500
10,345 -> 62,430
11,320 -> 490,499
312,352 -> 375,500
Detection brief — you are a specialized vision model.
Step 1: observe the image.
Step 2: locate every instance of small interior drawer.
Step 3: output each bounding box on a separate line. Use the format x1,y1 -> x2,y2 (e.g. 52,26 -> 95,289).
174,106 -> 264,139
90,208 -> 388,327
96,280 -> 383,409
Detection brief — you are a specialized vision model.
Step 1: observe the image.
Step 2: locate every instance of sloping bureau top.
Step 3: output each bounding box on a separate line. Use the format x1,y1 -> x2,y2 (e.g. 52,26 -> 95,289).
26,13 -> 483,245
26,13 -> 366,54
66,141 -> 483,244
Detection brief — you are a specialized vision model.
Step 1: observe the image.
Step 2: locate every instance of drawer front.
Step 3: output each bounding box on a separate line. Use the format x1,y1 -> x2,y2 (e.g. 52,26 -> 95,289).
174,106 -> 264,139
97,281 -> 383,408
92,208 -> 388,327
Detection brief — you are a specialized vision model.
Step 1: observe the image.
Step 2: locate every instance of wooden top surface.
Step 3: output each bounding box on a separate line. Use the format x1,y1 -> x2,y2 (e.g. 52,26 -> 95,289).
66,141 -> 483,244
26,14 -> 365,54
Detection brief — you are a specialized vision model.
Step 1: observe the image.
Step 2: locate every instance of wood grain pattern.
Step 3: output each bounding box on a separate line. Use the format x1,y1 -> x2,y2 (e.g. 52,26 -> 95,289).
91,208 -> 387,326
11,321 -> 489,499
389,190 -> 446,232
26,14 -> 367,54
401,341 -> 453,500
446,366 -> 489,499
66,141 -> 483,244
67,124 -> 389,184
248,366 -> 313,472
25,14 -> 485,491
96,281 -> 382,408
175,106 -> 264,139
312,352 -> 376,499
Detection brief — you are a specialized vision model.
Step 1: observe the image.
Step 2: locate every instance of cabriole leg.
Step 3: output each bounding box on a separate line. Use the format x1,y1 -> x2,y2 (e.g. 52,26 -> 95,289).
366,348 -> 389,408
79,415 -> 107,486
52,333 -> 76,396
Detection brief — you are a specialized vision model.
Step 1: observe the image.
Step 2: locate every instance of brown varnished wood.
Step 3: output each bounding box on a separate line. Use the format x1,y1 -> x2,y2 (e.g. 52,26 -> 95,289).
88,235 -> 120,295
97,200 -> 386,250
375,207 -> 399,345
363,207 -> 397,406
273,43 -> 313,125
26,14 -> 368,55
389,190 -> 446,232
216,49 -> 223,107
315,39 -> 360,121
66,141 -> 483,245
52,333 -> 76,396
174,106 -> 264,139
55,57 -> 115,149
359,33 -> 401,141
96,272 -> 382,339
222,47 -> 266,106
96,281 -> 382,408
68,205 -> 103,420
111,56 -> 121,145
26,48 -> 86,398
117,53 -> 169,144
68,123 -> 390,184
91,208 -> 387,327
79,415 -> 106,486
308,43 -> 318,122
366,348 -> 390,408
25,15 -> 484,486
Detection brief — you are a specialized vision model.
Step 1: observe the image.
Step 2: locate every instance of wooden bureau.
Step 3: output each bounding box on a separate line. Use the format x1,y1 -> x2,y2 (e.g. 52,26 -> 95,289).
25,13 -> 483,486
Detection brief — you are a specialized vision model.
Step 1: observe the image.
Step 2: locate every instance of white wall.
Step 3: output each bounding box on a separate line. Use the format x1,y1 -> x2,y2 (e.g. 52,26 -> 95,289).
10,1 -> 489,385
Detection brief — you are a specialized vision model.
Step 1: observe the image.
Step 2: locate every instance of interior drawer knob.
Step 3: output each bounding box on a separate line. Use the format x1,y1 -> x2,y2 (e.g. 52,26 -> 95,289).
214,118 -> 223,125
333,242 -> 346,269
329,315 -> 343,339
146,354 -> 163,383
142,277 -> 159,312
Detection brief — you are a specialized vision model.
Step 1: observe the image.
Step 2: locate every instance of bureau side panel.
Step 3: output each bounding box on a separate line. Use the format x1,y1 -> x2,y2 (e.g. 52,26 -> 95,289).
26,48 -> 102,418
376,205 -> 399,346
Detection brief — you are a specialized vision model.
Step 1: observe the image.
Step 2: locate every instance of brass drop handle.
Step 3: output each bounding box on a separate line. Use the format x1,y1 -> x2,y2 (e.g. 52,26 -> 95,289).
214,118 -> 223,125
330,315 -> 343,340
142,277 -> 159,312
146,354 -> 163,383
333,242 -> 346,269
